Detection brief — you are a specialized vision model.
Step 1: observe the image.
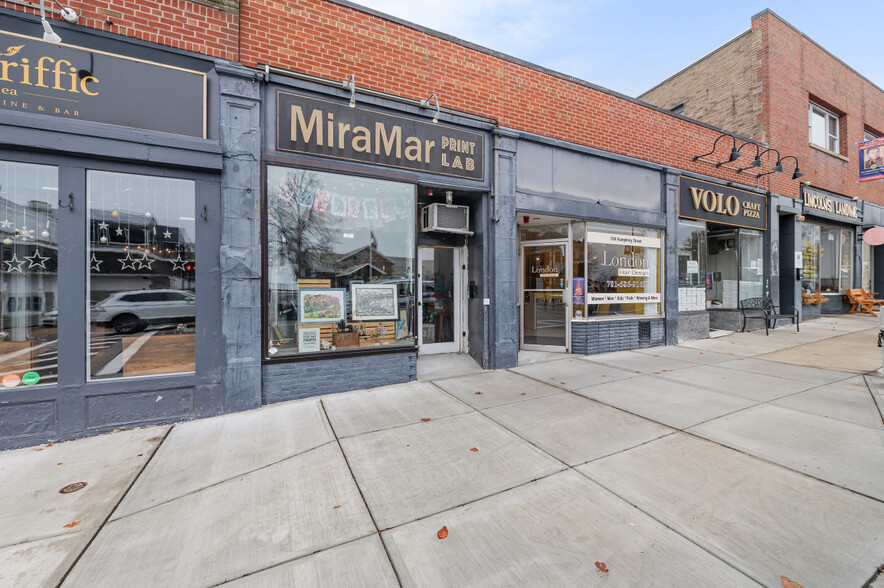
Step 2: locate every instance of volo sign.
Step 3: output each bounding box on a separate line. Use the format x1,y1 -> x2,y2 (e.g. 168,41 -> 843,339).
859,137 -> 884,182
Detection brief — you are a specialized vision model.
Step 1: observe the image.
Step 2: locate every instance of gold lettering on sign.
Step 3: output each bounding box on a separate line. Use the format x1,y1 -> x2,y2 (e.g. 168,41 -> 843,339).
0,49 -> 99,95
689,187 -> 739,217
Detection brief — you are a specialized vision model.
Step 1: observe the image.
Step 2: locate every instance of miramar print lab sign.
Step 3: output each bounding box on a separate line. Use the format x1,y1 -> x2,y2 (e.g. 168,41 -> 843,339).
0,30 -> 206,138
277,92 -> 485,181
678,176 -> 767,231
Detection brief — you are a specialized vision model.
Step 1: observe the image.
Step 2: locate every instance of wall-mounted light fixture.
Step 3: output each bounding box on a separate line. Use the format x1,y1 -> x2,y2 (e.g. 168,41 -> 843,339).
779,155 -> 804,180
342,74 -> 356,108
692,133 -> 741,166
420,92 -> 440,124
37,0 -> 77,43
694,133 -> 803,181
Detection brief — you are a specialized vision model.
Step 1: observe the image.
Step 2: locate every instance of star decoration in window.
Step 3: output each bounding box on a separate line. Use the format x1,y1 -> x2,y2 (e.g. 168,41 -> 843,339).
118,252 -> 139,270
136,251 -> 154,270
4,254 -> 25,273
171,254 -> 188,271
89,253 -> 102,272
98,221 -> 109,230
115,226 -> 124,236
25,250 -> 50,270
163,230 -> 172,239
0,218 -> 11,229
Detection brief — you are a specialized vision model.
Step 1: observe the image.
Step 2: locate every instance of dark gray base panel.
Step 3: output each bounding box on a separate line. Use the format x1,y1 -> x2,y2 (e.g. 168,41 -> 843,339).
263,351 -> 418,404
820,296 -> 850,314
571,319 -> 665,355
677,311 -> 710,342
802,303 -> 822,321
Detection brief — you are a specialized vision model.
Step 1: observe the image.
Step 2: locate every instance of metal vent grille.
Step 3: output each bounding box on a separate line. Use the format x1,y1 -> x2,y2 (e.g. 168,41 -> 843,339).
638,320 -> 651,343
435,205 -> 468,230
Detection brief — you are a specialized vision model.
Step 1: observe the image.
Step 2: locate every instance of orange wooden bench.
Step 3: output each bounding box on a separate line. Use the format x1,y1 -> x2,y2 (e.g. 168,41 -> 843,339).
844,288 -> 884,316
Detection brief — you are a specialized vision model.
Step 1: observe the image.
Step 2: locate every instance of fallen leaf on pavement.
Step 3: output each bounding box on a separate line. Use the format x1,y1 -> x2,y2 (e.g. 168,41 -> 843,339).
34,448 -> 43,451
64,521 -> 80,528
333,505 -> 341,509
475,391 -> 483,395
780,576 -> 803,588
57,463 -> 62,466
421,418 -> 431,422
470,447 -> 478,452
520,392 -> 526,396
595,561 -> 608,573
652,371 -> 661,374
437,526 -> 448,539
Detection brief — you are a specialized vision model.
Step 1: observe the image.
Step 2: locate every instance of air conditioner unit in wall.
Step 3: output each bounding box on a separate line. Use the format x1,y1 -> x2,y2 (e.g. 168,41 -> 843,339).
421,203 -> 473,235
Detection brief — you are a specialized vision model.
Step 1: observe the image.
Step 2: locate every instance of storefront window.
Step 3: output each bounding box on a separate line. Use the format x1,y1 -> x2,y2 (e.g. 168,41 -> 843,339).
677,220 -> 706,311
576,221 -> 662,318
738,230 -> 764,302
0,161 -> 58,388
265,166 -> 416,357
87,171 -> 196,380
572,222 -> 585,318
803,223 -> 854,294
801,224 -> 821,293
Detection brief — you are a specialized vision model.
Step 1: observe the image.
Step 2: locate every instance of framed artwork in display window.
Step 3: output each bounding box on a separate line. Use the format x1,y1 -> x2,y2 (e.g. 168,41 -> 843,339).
298,289 -> 347,324
351,283 -> 399,321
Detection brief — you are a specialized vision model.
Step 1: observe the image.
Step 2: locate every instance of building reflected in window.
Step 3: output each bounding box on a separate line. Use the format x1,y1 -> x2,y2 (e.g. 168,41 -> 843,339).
87,171 -> 196,380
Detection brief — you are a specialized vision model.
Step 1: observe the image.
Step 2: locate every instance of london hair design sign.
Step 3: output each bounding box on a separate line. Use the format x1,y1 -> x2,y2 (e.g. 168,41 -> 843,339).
678,177 -> 767,231
277,91 -> 485,181
0,30 -> 206,138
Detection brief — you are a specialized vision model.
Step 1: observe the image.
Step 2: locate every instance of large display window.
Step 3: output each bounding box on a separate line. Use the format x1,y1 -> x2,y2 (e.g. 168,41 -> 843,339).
705,227 -> 763,308
677,220 -> 707,311
802,222 -> 854,294
87,171 -> 197,380
573,221 -> 662,318
265,166 -> 416,357
0,161 -> 58,387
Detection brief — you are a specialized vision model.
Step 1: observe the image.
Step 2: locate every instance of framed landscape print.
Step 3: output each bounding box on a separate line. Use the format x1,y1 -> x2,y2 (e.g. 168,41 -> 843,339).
351,283 -> 398,320
298,288 -> 347,324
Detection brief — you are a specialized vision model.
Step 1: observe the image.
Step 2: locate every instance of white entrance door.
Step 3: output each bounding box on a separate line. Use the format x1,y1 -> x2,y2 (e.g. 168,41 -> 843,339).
418,247 -> 461,354
520,241 -> 570,351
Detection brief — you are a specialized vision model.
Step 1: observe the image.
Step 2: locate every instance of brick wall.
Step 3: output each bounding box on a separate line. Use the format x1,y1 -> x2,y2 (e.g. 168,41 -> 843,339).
754,11 -> 884,204
640,10 -> 884,205
6,1 -> 877,202
262,351 -> 417,403
640,30 -> 763,141
1,0 -> 239,60
571,319 -> 665,355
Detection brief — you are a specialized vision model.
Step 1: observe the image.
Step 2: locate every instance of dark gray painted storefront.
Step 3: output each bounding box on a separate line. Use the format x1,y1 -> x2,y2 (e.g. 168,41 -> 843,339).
0,12 -> 232,449
258,77 -> 493,403
503,132 -> 672,360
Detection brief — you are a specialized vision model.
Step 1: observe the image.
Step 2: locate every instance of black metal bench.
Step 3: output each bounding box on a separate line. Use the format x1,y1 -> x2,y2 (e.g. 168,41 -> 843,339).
739,297 -> 799,335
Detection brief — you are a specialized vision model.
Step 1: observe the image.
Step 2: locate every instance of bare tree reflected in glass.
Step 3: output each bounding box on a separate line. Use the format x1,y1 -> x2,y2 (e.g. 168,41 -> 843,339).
269,170 -> 340,278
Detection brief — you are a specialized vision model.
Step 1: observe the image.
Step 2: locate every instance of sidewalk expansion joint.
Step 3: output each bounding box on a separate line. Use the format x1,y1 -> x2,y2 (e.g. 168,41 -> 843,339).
56,424 -> 174,588
106,439 -> 340,523
491,367 -> 884,507
205,531 -> 380,587
319,398 -> 404,588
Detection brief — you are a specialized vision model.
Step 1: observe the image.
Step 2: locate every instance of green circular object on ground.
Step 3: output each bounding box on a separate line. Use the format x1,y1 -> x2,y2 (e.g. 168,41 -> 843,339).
21,372 -> 40,386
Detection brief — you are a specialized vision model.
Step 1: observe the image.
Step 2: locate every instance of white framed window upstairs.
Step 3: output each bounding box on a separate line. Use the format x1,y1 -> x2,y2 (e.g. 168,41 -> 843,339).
809,103 -> 840,153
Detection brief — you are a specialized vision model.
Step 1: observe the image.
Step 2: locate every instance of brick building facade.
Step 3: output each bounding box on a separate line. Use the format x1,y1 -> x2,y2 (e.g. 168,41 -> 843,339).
1,0 -> 881,447
640,9 -> 884,204
641,9 -> 884,316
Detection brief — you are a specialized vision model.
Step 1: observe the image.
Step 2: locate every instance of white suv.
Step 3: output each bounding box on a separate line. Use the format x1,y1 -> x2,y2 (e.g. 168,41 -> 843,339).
90,289 -> 195,334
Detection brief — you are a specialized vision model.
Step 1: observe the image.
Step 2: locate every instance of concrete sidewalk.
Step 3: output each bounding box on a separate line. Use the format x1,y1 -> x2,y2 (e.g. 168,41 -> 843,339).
2,315 -> 883,587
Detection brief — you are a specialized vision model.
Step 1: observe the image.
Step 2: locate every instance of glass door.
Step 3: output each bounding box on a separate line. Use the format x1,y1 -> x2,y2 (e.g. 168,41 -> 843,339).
521,242 -> 569,350
418,247 -> 460,354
